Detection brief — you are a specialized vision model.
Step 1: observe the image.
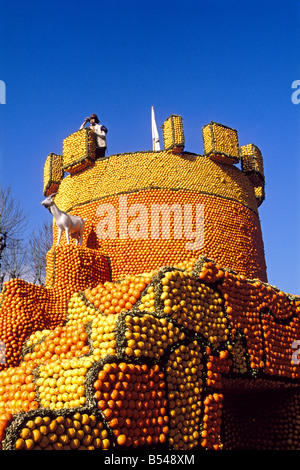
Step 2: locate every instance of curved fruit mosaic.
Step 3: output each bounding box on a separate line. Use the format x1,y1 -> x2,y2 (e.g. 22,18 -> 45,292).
1,115 -> 299,450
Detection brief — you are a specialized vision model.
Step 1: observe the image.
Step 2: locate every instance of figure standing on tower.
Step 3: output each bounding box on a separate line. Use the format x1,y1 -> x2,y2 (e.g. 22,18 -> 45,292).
80,113 -> 108,159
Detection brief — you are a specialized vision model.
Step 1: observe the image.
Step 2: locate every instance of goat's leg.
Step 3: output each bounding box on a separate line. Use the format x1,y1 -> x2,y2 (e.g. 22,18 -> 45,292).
70,232 -> 79,245
65,229 -> 70,244
57,229 -> 62,245
79,221 -> 85,246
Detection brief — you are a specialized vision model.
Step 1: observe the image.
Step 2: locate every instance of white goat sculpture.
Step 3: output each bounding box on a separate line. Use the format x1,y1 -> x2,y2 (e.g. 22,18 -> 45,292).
41,193 -> 86,246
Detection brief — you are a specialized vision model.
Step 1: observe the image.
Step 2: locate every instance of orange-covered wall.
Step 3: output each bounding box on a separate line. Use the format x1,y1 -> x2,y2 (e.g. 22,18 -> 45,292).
53,188 -> 267,282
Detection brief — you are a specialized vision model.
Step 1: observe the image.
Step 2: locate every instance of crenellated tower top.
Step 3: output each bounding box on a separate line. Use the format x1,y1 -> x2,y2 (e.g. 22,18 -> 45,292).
43,115 -> 265,208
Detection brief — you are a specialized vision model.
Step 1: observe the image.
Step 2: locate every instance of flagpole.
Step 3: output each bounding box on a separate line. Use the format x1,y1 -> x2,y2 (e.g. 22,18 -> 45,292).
152,106 -> 155,151
151,106 -> 160,151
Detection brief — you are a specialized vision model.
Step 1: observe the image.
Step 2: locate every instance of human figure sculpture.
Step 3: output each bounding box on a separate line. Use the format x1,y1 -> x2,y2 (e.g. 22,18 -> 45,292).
80,113 -> 108,159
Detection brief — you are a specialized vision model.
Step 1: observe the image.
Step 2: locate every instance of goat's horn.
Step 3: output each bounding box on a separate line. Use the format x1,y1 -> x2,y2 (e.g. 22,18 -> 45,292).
49,192 -> 58,198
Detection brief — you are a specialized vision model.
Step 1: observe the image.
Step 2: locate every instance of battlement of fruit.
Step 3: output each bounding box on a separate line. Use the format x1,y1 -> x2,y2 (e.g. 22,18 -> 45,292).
44,115 -> 265,211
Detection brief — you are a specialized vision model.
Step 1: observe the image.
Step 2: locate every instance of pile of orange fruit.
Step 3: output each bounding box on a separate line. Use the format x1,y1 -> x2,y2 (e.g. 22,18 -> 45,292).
45,244 -> 110,291
0,246 -> 110,371
84,275 -> 151,315
218,268 -> 300,377
62,128 -> 97,175
94,362 -> 169,448
161,115 -> 185,152
0,251 -> 299,450
166,341 -> 203,450
0,363 -> 39,415
43,153 -> 64,197
13,412 -> 111,450
24,323 -> 89,365
201,393 -> 224,450
202,121 -> 240,164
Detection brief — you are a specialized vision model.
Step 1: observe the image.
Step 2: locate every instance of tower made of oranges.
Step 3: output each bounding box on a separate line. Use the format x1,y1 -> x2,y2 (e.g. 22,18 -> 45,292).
43,115 -> 267,283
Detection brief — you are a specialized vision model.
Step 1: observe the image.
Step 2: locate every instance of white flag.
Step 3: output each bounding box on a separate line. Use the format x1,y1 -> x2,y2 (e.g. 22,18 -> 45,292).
151,106 -> 161,151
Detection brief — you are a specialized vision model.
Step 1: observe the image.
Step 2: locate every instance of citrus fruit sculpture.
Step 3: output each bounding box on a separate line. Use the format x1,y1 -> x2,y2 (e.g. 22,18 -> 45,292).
0,116 -> 299,451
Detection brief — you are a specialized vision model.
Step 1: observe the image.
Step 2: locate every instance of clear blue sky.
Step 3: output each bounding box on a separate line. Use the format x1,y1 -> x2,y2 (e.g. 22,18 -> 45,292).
0,0 -> 299,294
